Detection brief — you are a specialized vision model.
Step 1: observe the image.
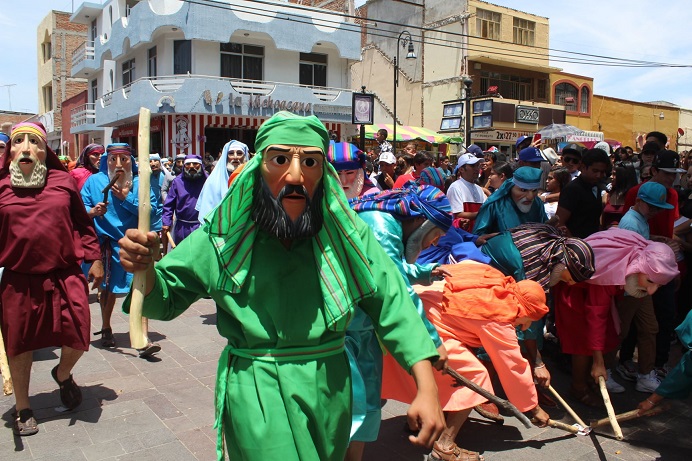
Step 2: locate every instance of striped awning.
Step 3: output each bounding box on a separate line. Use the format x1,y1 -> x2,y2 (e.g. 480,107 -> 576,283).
362,124 -> 451,144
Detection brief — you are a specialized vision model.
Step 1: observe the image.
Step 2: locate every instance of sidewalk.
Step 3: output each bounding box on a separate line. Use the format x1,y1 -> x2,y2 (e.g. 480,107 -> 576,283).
1,295 -> 690,460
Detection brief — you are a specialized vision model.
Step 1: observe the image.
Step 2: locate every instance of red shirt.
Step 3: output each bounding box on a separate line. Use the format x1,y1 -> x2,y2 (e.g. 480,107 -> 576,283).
623,183 -> 678,238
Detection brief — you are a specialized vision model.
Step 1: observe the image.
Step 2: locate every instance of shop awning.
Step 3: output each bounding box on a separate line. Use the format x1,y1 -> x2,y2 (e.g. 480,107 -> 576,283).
361,124 -> 452,144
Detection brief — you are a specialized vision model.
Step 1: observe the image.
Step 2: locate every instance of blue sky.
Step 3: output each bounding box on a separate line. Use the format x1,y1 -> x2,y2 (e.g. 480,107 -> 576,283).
2,1 -> 691,113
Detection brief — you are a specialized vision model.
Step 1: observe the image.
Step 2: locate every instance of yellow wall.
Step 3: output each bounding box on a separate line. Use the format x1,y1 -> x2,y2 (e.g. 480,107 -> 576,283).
591,96 -> 679,150
468,0 -> 550,67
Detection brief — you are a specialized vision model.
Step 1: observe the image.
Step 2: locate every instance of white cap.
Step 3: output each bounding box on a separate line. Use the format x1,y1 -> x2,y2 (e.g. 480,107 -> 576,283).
378,152 -> 396,164
457,153 -> 483,167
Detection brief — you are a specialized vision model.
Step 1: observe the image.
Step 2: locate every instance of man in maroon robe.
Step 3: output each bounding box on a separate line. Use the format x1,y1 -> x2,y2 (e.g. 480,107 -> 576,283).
0,122 -> 103,436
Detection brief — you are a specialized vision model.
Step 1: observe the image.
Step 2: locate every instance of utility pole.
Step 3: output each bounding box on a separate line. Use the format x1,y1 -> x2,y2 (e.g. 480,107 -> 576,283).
0,84 -> 17,111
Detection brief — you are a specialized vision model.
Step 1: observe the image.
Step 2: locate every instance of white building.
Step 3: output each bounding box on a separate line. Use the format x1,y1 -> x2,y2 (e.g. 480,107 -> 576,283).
69,0 -> 360,156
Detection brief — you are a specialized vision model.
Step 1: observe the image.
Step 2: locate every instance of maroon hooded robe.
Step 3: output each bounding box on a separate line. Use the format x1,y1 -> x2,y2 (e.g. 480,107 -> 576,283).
0,146 -> 101,356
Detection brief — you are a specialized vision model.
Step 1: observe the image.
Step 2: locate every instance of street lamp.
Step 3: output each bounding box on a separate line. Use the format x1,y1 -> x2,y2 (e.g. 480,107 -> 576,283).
462,77 -> 473,147
393,30 -> 416,153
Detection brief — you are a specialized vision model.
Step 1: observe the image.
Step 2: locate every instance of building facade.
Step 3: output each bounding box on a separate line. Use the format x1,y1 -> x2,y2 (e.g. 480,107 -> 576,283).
37,10 -> 89,157
353,0 -> 566,153
69,0 -> 360,157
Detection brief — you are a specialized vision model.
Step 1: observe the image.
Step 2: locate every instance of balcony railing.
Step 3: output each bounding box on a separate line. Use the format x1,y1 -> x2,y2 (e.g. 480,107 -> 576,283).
98,75 -> 349,108
70,103 -> 96,128
72,41 -> 95,68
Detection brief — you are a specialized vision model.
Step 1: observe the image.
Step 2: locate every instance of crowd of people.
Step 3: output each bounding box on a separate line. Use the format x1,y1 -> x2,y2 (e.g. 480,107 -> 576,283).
1,117 -> 691,461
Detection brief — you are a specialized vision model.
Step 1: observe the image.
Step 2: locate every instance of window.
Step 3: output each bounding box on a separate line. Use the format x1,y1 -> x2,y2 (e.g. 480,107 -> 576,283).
537,79 -> 547,100
299,53 -> 327,87
125,0 -> 137,18
580,86 -> 590,113
220,43 -> 264,80
480,71 -> 533,100
476,9 -> 501,40
43,85 -> 53,111
554,82 -> 579,111
90,19 -> 97,42
91,79 -> 98,103
174,40 -> 192,75
122,58 -> 135,86
148,46 -> 157,77
42,41 -> 52,62
513,18 -> 535,46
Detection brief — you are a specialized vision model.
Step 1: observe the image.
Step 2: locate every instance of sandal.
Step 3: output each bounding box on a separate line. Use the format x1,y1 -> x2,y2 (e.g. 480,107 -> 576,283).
474,402 -> 504,424
431,441 -> 484,461
51,365 -> 82,410
12,408 -> 38,436
94,328 -> 115,348
569,386 -> 602,408
137,342 -> 161,358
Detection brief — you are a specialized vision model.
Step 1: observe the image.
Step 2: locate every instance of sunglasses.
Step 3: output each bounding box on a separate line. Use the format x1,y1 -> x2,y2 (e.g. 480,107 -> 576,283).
562,157 -> 580,164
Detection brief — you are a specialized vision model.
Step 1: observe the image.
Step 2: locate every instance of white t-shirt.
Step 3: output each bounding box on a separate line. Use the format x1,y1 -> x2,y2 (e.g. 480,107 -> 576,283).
446,178 -> 486,213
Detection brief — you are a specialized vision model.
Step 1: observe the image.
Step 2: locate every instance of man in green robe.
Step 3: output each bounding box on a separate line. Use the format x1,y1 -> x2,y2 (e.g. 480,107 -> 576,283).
118,112 -> 445,461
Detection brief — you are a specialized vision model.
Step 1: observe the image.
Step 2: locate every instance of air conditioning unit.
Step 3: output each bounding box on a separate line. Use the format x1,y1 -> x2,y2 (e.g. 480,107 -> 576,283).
564,97 -> 575,104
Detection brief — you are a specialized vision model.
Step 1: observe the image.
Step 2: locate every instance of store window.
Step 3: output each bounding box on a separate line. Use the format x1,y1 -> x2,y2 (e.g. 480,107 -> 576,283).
220,43 -> 264,80
476,9 -> 501,40
91,79 -> 98,103
43,85 -> 53,111
554,82 -> 578,112
513,18 -> 535,46
299,53 -> 327,87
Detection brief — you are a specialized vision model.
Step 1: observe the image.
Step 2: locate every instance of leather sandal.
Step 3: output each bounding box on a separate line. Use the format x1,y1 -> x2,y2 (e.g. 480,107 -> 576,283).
137,342 -> 161,358
94,328 -> 115,348
51,365 -> 83,410
474,402 -> 504,424
12,409 -> 38,436
430,441 -> 484,461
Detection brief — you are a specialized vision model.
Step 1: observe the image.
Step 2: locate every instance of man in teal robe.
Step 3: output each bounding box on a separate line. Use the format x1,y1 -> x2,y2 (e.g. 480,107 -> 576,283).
118,112 -> 444,461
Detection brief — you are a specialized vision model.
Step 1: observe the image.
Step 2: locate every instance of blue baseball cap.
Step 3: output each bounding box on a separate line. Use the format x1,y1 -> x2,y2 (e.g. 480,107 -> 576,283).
515,136 -> 530,149
637,182 -> 673,209
466,144 -> 483,158
519,147 -> 543,163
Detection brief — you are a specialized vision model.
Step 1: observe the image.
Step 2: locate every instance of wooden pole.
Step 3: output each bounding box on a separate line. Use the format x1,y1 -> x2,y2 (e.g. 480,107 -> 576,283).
598,376 -> 624,440
0,327 -> 13,395
548,385 -> 588,427
589,406 -> 664,429
129,107 -> 151,350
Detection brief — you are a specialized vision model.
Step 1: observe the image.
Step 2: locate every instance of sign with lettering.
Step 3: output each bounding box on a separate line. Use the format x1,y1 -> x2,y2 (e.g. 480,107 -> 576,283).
471,129 -> 535,143
516,106 -> 539,124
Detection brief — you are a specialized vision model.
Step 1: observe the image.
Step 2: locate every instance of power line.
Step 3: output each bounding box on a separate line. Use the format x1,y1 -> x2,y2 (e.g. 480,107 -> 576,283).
180,0 -> 691,68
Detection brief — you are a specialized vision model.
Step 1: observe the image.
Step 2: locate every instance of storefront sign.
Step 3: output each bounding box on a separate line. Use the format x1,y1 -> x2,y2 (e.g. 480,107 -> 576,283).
247,95 -> 312,113
471,129 -> 535,143
516,106 -> 539,124
113,118 -> 163,138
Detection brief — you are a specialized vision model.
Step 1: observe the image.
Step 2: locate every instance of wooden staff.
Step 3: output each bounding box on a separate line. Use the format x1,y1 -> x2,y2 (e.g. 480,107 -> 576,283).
598,376 -> 624,440
589,406 -> 664,429
546,419 -> 582,435
129,108 -> 151,350
548,385 -> 588,428
0,327 -> 13,395
167,230 -> 176,249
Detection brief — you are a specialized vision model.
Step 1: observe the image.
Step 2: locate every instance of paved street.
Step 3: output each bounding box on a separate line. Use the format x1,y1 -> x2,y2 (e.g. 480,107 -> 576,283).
1,294 -> 690,460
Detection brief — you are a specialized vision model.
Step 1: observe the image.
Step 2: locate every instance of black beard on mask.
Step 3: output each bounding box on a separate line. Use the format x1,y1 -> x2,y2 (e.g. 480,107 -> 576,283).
183,168 -> 204,181
251,174 -> 324,240
173,165 -> 183,176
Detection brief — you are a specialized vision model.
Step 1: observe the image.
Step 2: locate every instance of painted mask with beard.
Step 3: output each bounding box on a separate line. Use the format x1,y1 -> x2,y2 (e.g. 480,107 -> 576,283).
9,132 -> 48,188
405,219 -> 442,263
623,273 -> 656,298
337,169 -> 365,200
251,174 -> 324,240
183,163 -> 205,181
107,152 -> 133,189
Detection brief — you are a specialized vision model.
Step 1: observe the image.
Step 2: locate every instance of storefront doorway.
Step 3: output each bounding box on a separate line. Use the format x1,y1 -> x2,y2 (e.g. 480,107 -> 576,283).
204,127 -> 257,161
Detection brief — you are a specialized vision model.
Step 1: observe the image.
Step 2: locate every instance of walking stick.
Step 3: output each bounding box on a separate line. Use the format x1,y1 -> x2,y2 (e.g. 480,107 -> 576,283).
547,385 -> 591,434
444,366 -> 532,428
598,376 -> 624,440
129,107 -> 151,350
589,406 -> 665,429
0,327 -> 13,395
